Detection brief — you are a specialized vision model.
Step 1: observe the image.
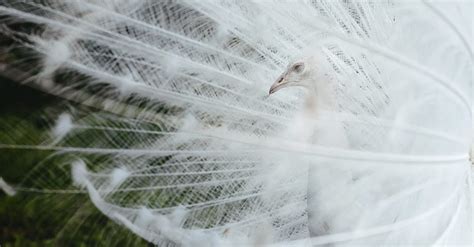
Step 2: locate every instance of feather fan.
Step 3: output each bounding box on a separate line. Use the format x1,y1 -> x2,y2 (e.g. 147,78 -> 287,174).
0,0 -> 472,246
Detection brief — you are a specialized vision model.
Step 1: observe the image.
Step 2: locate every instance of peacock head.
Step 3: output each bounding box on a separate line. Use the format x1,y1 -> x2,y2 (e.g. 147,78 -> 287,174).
269,58 -> 316,95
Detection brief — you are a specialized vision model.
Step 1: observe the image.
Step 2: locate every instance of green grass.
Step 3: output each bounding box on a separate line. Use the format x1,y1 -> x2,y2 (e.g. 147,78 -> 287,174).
0,78 -> 150,246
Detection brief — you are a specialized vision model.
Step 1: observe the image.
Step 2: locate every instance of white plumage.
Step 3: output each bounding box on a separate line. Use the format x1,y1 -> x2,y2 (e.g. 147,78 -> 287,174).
0,0 -> 472,246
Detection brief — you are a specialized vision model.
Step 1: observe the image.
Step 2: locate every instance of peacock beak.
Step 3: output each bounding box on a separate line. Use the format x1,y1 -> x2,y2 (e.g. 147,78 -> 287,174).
269,75 -> 289,95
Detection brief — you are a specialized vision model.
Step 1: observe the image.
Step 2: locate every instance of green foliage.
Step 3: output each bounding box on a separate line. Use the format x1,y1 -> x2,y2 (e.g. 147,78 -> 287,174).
0,79 -> 150,246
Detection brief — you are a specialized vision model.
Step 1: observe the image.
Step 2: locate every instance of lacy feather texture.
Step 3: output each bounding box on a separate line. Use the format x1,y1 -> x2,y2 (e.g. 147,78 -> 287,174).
0,0 -> 472,246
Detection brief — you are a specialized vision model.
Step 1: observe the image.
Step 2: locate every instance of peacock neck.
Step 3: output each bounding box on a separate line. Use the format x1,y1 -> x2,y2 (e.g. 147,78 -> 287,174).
304,78 -> 336,115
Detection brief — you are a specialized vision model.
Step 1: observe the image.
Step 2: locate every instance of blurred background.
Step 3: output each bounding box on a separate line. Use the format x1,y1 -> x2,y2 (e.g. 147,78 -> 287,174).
0,20 -> 150,247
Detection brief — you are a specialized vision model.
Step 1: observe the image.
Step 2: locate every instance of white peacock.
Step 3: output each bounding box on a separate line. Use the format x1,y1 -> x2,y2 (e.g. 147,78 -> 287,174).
0,0 -> 472,246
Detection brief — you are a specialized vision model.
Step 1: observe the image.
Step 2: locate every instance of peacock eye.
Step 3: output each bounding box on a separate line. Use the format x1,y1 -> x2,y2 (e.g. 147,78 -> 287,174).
292,63 -> 305,73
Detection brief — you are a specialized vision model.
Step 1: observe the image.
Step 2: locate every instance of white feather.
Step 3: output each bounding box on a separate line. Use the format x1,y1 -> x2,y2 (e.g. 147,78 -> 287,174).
0,0 -> 472,246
